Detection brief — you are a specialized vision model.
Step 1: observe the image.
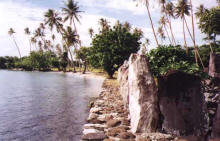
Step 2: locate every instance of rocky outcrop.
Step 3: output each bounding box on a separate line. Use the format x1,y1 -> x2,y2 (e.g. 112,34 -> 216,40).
128,54 -> 159,133
209,53 -> 220,79
158,71 -> 209,136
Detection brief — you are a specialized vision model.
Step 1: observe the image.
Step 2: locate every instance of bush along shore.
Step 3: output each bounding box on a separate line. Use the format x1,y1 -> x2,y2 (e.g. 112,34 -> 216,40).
81,53 -> 220,141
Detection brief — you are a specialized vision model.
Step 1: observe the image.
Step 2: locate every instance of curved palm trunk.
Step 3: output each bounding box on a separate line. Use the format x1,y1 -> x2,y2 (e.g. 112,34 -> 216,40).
82,61 -> 87,74
72,19 -> 82,72
167,17 -> 177,46
58,27 -> 76,72
182,18 -> 187,50
184,17 -> 194,42
12,35 -> 21,58
146,4 -> 159,47
164,25 -> 172,45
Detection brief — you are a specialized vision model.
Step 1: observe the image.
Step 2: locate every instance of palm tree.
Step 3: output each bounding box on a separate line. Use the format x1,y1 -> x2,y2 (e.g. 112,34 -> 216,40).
88,28 -> 94,38
44,9 -> 63,33
135,0 -> 159,47
159,16 -> 172,44
99,18 -> 110,32
62,0 -> 82,47
195,4 -> 206,18
31,37 -> 37,50
175,0 -> 191,50
8,28 -> 21,58
63,26 -> 79,72
38,40 -> 43,51
165,2 -> 177,45
24,27 -> 32,52
157,26 -> 166,43
123,21 -> 131,31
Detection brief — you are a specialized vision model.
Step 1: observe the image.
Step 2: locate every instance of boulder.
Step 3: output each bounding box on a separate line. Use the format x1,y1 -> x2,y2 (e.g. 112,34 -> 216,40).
212,104 -> 220,138
158,71 -> 208,136
209,53 -> 220,79
128,54 -> 159,133
118,60 -> 129,107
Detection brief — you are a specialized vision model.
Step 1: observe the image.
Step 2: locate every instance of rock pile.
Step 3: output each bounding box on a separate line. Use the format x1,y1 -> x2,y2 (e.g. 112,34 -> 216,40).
81,79 -> 136,141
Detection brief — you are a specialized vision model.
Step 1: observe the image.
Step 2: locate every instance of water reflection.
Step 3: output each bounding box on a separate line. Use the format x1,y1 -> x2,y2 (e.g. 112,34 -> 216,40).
0,70 -> 104,141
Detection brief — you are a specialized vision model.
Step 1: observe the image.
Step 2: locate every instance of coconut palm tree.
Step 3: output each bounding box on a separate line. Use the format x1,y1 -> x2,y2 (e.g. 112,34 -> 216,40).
157,26 -> 166,43
159,16 -> 172,45
123,21 -> 131,31
99,18 -> 110,32
195,4 -> 206,18
31,37 -> 37,50
135,0 -> 159,47
8,28 -> 22,58
44,9 -> 63,33
62,0 -> 82,47
88,28 -> 94,38
24,27 -> 32,52
38,40 -> 43,51
63,26 -> 79,72
62,0 -> 82,29
175,0 -> 191,49
165,2 -> 177,45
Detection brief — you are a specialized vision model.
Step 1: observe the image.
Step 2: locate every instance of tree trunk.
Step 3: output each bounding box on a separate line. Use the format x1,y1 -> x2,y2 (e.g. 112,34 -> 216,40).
146,4 -> 159,47
184,17 -> 194,42
164,25 -> 172,45
190,0 -> 199,66
182,18 -> 187,49
82,61 -> 87,74
12,35 -> 21,58
167,17 -> 176,46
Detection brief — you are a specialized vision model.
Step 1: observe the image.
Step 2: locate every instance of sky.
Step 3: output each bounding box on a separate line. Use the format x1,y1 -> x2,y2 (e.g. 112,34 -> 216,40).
0,0 -> 218,57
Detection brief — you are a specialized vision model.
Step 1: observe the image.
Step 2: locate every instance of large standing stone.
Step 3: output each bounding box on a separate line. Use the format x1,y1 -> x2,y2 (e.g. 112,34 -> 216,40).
212,104 -> 220,138
128,54 -> 159,133
118,60 -> 129,107
209,53 -> 220,79
158,71 -> 208,136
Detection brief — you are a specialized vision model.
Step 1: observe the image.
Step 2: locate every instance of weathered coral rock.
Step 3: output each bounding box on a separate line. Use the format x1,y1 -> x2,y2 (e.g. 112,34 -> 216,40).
81,132 -> 106,140
174,136 -> 204,141
212,104 -> 220,138
158,71 -> 208,136
106,119 -> 121,127
136,133 -> 173,141
128,54 -> 159,133
118,60 -> 129,107
209,53 -> 220,78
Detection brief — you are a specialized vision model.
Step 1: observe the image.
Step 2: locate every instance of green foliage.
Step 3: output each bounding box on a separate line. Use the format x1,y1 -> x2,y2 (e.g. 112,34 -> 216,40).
147,45 -> 201,77
198,7 -> 220,41
0,56 -> 19,69
198,43 -> 220,67
75,47 -> 91,62
89,21 -> 141,78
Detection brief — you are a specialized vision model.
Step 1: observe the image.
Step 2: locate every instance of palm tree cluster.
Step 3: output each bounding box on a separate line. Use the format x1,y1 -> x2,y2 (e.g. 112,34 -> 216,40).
134,0 -> 210,68
8,0 -> 82,72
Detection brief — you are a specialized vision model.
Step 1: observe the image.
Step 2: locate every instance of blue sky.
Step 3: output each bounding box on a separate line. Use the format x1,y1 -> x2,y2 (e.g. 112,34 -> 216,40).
0,0 -> 218,57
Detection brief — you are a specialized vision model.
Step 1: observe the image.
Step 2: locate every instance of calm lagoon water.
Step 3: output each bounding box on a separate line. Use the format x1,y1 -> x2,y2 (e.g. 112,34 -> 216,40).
0,70 -> 104,141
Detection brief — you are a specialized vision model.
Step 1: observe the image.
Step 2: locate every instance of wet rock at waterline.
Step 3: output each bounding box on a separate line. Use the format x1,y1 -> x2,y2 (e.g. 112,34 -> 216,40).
128,54 -> 159,133
158,71 -> 208,136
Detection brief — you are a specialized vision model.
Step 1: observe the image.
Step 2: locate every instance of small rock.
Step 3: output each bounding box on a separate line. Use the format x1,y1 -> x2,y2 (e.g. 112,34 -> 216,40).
118,132 -> 135,139
87,113 -> 98,121
90,107 -> 103,114
83,128 -> 101,135
106,119 -> 121,127
81,132 -> 106,141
